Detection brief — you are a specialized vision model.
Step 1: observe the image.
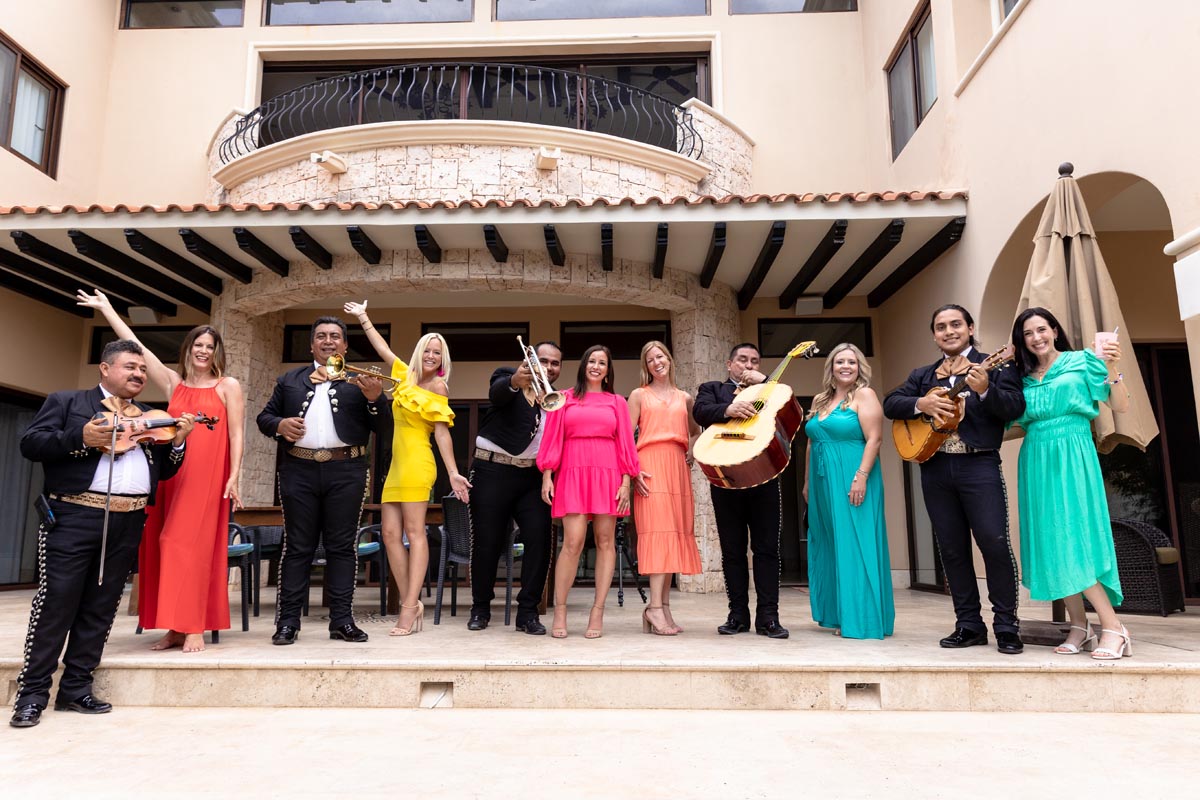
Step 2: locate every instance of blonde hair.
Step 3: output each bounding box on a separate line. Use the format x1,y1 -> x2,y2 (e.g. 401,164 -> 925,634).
638,340 -> 677,388
408,332 -> 451,386
808,343 -> 871,418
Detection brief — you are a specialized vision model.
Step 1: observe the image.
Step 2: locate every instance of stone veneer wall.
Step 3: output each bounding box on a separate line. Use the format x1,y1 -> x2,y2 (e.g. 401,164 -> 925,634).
213,247 -> 739,593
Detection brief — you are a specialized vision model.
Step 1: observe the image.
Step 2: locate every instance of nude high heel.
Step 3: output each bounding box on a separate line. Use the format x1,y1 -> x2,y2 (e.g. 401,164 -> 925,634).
642,607 -> 677,636
1092,625 -> 1132,660
551,603 -> 568,639
585,605 -> 605,639
1054,623 -> 1097,655
390,601 -> 424,636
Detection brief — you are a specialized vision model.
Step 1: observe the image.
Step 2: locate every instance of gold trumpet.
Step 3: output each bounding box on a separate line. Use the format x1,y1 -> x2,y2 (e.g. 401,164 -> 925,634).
325,353 -> 401,392
518,336 -> 565,411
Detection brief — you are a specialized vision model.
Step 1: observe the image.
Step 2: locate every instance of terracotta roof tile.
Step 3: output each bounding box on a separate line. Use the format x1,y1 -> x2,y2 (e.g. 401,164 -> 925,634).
0,191 -> 967,217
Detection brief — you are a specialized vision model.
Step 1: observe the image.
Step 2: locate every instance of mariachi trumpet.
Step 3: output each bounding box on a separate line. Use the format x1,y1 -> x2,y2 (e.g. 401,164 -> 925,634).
518,336 -> 565,411
325,353 -> 401,392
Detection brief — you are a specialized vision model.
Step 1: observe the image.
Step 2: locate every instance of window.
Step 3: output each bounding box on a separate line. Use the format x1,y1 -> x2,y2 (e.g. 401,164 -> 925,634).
730,0 -> 856,13
282,324 -> 393,364
0,32 -> 64,175
559,321 -> 671,361
89,326 -> 194,364
1000,0 -> 1020,19
266,0 -> 472,25
421,322 -> 529,362
122,1 -> 245,28
495,0 -> 707,21
885,4 -> 936,159
757,317 -> 873,358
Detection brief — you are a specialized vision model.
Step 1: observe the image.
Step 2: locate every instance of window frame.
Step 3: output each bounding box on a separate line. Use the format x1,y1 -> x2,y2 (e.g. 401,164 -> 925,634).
121,0 -> 247,29
756,316 -> 874,359
87,326 -> 195,365
884,2 -> 936,160
281,323 -> 393,364
728,0 -> 858,14
494,0 -> 710,22
0,29 -> 65,177
420,321 -> 530,363
264,0 -> 475,27
558,320 -> 672,361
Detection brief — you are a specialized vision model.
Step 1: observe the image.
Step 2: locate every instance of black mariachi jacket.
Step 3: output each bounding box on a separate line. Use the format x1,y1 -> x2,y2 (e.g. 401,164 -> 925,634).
20,386 -> 185,499
882,348 -> 1025,451
476,366 -> 541,457
693,379 -> 740,429
256,364 -> 393,455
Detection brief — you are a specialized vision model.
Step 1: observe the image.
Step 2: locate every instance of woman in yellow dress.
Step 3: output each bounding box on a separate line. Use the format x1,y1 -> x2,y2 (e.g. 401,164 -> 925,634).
345,300 -> 471,636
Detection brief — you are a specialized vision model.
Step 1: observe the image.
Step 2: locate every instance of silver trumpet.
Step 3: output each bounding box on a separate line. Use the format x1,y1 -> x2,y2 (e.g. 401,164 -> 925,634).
518,336 -> 565,411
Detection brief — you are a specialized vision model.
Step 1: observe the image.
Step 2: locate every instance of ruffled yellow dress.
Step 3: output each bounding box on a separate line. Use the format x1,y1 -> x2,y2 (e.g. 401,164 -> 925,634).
382,359 -> 455,503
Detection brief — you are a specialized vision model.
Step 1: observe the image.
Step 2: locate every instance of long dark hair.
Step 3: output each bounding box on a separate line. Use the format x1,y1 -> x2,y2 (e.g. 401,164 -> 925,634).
1011,306 -> 1073,377
574,344 -> 614,398
178,325 -> 226,380
930,304 -> 979,349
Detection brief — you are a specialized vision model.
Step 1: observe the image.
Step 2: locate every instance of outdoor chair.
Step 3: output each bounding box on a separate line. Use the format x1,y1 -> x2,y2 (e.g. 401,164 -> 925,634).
241,524 -> 284,617
1085,517 -> 1186,616
435,495 -> 523,625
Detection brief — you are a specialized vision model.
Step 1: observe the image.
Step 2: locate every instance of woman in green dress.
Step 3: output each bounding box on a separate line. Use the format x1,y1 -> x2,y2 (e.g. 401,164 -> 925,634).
1010,307 -> 1132,660
802,343 -> 894,640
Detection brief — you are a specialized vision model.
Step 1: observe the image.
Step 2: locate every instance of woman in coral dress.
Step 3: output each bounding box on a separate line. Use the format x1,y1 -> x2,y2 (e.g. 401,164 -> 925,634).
1011,307 -> 1131,660
346,301 -> 471,637
538,345 -> 640,639
627,341 -> 701,635
802,343 -> 893,640
77,290 -> 244,654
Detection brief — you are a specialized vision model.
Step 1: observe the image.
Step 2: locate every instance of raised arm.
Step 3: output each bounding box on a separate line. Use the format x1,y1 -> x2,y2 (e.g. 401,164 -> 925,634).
77,289 -> 180,397
344,300 -> 398,366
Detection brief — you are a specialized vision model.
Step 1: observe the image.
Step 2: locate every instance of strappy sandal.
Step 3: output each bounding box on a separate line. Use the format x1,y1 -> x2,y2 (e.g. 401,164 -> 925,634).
642,606 -> 677,636
1092,625 -> 1132,660
662,600 -> 683,634
1054,624 -> 1097,655
390,601 -> 424,636
585,605 -> 605,639
551,603 -> 568,639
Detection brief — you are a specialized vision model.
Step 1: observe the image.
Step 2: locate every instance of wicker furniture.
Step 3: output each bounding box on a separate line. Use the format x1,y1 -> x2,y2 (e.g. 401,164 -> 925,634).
1085,518 -> 1187,616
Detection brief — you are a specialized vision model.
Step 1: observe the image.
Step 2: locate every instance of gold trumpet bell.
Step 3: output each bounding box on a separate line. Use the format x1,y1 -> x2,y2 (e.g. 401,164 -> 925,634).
325,354 -> 400,391
541,391 -> 566,411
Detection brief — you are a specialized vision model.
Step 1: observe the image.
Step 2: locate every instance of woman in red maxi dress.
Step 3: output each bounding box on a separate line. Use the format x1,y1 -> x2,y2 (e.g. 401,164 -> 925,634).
78,290 -> 245,653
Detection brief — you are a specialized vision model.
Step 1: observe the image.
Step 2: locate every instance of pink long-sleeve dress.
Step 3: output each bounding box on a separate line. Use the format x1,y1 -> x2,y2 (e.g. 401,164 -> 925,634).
536,389 -> 640,518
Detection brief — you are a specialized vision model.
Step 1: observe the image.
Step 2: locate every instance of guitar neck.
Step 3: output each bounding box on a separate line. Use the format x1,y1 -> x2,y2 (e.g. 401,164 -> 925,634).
764,355 -> 798,385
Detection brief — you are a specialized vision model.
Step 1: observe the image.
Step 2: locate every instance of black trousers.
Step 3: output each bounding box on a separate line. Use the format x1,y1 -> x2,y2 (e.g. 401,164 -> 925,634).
468,460 -> 552,621
710,479 -> 781,624
16,500 -> 145,709
919,451 -> 1019,635
277,456 -> 369,630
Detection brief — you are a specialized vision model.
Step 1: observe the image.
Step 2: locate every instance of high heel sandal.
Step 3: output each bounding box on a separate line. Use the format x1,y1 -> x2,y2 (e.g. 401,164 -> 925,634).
551,603 -> 568,639
642,607 -> 677,636
1092,625 -> 1132,660
390,601 -> 424,636
585,605 -> 605,639
662,601 -> 683,634
1054,624 -> 1097,655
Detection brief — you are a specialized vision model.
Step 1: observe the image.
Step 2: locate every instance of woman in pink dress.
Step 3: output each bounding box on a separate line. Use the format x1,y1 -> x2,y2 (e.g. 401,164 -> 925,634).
628,341 -> 702,636
77,290 -> 244,654
538,345 -> 640,639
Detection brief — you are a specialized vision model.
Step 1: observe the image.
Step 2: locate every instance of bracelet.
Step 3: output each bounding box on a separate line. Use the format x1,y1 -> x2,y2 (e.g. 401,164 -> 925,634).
854,468 -> 868,477
1107,372 -> 1123,386
361,323 -> 374,332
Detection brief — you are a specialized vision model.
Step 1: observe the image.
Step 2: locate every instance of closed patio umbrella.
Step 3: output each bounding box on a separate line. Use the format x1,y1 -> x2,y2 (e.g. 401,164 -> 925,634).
1016,163 -> 1159,453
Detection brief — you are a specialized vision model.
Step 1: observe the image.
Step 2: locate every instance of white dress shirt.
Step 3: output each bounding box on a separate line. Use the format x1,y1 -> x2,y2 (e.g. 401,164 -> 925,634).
295,361 -> 350,450
88,386 -> 152,495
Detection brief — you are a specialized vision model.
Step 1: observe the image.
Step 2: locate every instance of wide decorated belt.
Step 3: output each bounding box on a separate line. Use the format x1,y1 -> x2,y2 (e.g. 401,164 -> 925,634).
287,445 -> 367,462
473,447 -> 537,469
50,492 -> 149,513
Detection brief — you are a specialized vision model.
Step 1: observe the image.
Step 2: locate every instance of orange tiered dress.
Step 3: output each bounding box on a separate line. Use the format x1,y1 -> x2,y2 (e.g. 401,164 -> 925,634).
138,381 -> 230,632
632,388 -> 701,575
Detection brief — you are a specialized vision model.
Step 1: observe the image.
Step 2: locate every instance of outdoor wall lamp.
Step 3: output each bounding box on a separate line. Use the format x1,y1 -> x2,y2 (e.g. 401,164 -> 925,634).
311,151 -> 349,175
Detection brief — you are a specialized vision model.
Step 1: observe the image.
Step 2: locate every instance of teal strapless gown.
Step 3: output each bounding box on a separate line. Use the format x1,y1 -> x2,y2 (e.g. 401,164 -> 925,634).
804,406 -> 894,639
1015,349 -> 1122,604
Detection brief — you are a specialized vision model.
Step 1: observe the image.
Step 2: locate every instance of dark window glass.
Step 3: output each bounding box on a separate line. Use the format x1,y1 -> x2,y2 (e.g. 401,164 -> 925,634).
559,321 -> 671,361
496,0 -> 707,21
282,324 -> 392,364
886,3 -> 935,159
730,0 -> 856,13
0,33 -> 64,175
421,322 -> 530,363
266,0 -> 473,25
89,326 -> 194,364
1001,0 -> 1020,17
757,318 -> 872,358
123,1 -> 245,28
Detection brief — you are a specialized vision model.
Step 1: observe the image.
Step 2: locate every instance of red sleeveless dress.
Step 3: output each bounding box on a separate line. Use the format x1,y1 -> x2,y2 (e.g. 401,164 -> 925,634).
138,380 -> 231,632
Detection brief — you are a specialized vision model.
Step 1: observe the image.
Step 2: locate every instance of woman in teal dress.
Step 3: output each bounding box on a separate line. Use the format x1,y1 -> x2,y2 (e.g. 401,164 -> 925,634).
803,343 -> 894,640
1011,307 -> 1132,660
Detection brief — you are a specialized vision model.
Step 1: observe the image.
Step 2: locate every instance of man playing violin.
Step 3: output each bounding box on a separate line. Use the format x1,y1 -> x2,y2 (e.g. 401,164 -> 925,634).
257,316 -> 391,646
12,340 -> 194,728
467,341 -> 563,634
883,304 -> 1026,654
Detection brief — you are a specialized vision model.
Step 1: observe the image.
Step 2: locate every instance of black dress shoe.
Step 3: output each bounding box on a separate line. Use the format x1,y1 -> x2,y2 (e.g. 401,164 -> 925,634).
996,631 -> 1024,655
717,618 -> 751,635
515,617 -> 546,635
54,693 -> 112,714
467,614 -> 489,631
755,620 -> 790,639
939,627 -> 988,648
10,704 -> 42,728
329,622 -> 369,642
271,625 -> 299,645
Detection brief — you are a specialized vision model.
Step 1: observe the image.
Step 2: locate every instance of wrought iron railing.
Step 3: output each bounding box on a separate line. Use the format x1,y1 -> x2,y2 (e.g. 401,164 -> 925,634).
218,63 -> 703,164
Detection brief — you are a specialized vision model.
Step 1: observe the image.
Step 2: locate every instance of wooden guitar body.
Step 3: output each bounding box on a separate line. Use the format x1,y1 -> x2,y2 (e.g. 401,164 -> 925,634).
695,382 -> 805,489
890,390 -> 965,463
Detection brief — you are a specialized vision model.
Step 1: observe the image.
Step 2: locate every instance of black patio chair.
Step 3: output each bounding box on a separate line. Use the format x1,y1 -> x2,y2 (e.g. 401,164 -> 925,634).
1085,518 -> 1186,616
241,524 -> 284,617
434,496 -> 522,625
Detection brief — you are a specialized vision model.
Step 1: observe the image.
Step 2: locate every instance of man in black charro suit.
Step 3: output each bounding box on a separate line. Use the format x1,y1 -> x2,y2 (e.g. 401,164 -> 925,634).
257,316 -> 391,646
12,340 -> 193,729
883,303 -> 1025,654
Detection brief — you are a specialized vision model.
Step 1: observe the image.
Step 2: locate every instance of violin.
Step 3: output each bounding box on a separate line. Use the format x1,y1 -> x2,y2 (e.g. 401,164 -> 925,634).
88,410 -> 219,454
